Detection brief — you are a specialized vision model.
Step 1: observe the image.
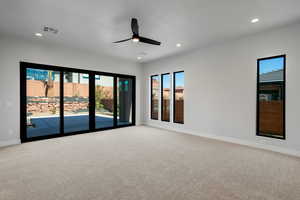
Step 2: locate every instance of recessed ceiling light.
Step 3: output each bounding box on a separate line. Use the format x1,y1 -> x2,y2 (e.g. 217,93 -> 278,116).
251,18 -> 259,23
176,43 -> 181,47
35,33 -> 43,37
137,56 -> 142,60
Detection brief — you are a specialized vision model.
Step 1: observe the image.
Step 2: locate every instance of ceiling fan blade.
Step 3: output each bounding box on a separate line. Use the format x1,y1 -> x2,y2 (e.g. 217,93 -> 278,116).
113,38 -> 131,43
131,18 -> 139,35
139,36 -> 161,45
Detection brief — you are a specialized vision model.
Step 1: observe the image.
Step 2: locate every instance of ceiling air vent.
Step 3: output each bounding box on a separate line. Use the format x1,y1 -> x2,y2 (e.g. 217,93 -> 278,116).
43,26 -> 58,34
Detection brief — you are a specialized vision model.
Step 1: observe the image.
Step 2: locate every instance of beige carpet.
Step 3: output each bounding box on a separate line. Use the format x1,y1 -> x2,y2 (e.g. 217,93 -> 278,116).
0,126 -> 300,200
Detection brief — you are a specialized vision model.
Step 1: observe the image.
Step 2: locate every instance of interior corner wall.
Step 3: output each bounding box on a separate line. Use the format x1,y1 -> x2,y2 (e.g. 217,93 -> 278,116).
142,23 -> 300,155
0,35 -> 143,146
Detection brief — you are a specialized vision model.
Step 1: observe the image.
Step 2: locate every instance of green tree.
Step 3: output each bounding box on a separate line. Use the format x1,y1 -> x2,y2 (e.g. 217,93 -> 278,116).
95,87 -> 104,111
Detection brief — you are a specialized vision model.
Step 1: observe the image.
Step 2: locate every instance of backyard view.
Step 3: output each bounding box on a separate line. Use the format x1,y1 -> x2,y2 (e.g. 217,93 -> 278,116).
162,74 -> 171,121
26,68 -> 61,137
151,75 -> 159,119
63,72 -> 89,133
26,69 -> 124,138
95,75 -> 114,128
258,56 -> 285,138
174,72 -> 184,123
151,73 -> 184,122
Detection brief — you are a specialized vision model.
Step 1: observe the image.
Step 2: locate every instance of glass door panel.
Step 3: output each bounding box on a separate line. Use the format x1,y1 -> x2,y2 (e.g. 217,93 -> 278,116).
117,77 -> 133,126
64,72 -> 89,133
26,68 -> 60,138
95,75 -> 114,129
21,62 -> 136,142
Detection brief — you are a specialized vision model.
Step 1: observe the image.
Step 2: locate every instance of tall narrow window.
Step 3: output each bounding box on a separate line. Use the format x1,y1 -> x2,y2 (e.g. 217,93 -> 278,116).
161,73 -> 171,122
257,55 -> 285,139
151,75 -> 159,120
173,71 -> 184,124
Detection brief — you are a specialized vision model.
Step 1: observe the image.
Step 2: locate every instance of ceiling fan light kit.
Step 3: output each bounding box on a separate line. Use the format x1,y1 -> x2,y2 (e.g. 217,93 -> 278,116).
132,35 -> 139,42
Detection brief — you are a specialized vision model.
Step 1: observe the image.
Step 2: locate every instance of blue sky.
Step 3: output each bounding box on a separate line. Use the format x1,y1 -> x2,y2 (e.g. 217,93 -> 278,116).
162,74 -> 171,88
160,72 -> 184,88
175,72 -> 184,87
259,57 -> 284,75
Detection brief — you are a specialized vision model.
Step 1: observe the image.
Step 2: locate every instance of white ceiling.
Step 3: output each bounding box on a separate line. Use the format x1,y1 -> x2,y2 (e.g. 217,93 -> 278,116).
1,0 -> 300,63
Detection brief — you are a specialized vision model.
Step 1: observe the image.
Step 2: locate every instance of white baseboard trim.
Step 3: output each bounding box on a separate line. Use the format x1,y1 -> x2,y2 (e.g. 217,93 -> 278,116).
0,139 -> 21,148
145,124 -> 300,158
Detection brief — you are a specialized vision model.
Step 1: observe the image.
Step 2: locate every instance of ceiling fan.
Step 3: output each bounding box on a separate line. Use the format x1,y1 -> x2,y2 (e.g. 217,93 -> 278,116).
113,18 -> 161,46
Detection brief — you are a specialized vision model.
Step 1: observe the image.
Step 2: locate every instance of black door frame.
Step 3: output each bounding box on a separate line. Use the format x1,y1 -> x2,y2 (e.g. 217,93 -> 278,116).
20,62 -> 136,143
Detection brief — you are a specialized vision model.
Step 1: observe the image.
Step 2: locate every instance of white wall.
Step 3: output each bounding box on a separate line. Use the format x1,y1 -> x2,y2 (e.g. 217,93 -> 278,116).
142,23 -> 300,155
0,35 -> 142,146
2,23 -> 300,156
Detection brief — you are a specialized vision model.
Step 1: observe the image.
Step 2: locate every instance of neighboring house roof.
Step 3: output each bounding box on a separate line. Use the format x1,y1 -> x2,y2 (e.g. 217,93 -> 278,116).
260,69 -> 283,82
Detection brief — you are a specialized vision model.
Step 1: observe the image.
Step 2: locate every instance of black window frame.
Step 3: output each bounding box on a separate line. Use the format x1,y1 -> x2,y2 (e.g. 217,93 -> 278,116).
161,73 -> 171,122
173,71 -> 184,124
20,62 -> 136,143
256,55 -> 286,140
150,75 -> 159,120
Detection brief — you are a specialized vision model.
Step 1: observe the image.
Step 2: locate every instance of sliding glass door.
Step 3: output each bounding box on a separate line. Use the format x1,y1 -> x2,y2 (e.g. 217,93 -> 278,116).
95,75 -> 114,129
117,77 -> 134,126
64,72 -> 90,133
25,68 -> 61,138
20,62 -> 135,142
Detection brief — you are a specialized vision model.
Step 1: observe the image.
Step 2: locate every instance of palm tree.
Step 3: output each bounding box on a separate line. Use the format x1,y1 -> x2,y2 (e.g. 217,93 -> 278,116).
44,71 -> 53,97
